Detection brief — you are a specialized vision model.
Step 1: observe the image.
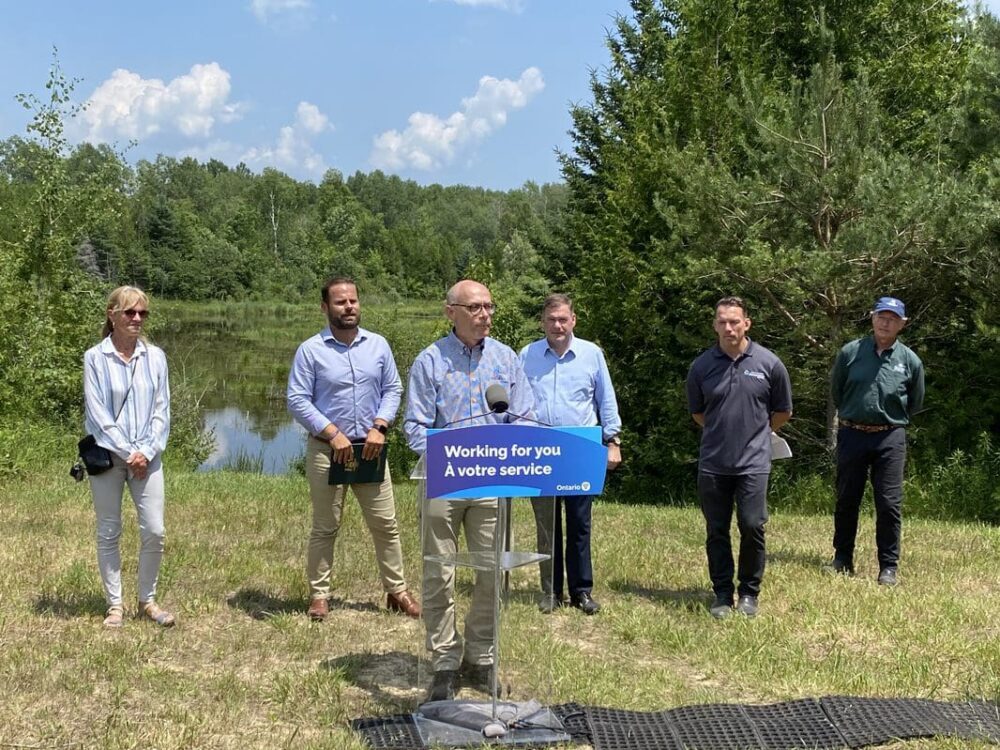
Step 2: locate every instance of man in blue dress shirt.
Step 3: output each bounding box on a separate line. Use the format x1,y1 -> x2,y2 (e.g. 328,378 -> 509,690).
404,279 -> 536,702
519,293 -> 622,615
288,277 -> 420,622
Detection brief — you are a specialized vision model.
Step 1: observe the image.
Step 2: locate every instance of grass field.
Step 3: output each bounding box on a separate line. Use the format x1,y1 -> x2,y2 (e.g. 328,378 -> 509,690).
1,466 -> 997,749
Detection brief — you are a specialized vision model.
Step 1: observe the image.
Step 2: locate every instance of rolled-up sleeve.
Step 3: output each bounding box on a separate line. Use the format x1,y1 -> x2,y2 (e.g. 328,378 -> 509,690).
404,353 -> 437,454
376,344 -> 403,425
286,343 -> 330,436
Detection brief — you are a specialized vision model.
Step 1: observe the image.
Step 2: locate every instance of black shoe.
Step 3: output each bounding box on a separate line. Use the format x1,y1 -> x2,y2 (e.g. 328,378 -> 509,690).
570,592 -> 601,615
460,661 -> 498,697
877,567 -> 898,587
824,557 -> 855,576
538,593 -> 563,614
736,595 -> 759,618
426,669 -> 459,702
709,595 -> 734,620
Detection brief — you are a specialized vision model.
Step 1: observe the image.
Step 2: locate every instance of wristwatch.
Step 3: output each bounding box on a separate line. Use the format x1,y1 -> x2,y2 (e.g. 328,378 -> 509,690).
604,435 -> 622,446
373,424 -> 388,435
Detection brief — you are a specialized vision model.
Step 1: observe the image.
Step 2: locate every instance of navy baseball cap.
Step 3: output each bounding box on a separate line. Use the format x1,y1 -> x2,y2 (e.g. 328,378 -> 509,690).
872,296 -> 906,318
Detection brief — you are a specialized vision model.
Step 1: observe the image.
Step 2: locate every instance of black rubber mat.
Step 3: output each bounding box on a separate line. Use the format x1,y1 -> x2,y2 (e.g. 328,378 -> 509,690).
550,702 -> 594,745
352,697 -> 1000,749
586,706 -> 683,749
819,696 -> 1000,748
745,698 -> 847,750
582,698 -> 999,750
350,713 -> 424,750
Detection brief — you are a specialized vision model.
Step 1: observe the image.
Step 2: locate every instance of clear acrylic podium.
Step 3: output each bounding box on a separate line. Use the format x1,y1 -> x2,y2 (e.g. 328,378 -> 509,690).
408,454 -> 571,746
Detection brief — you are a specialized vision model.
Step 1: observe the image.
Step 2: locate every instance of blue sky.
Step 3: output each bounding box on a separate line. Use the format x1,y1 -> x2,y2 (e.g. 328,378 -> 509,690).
0,0 -> 995,190
0,0 -> 632,189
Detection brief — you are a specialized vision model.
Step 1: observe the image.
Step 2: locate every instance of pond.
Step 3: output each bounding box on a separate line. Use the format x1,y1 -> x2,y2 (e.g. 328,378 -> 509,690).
155,300 -> 443,474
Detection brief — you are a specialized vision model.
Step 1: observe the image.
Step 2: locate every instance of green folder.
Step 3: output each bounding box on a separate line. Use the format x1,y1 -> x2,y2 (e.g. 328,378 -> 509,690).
328,442 -> 387,485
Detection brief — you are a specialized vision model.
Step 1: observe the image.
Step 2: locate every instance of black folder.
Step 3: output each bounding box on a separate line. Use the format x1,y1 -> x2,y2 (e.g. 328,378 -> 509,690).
328,442 -> 387,485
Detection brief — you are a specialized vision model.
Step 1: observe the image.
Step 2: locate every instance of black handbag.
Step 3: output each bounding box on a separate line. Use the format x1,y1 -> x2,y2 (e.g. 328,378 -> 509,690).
78,434 -> 113,475
77,360 -> 138,477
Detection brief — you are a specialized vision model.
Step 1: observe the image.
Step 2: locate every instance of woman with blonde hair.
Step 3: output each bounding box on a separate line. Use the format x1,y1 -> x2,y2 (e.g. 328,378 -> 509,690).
83,286 -> 174,628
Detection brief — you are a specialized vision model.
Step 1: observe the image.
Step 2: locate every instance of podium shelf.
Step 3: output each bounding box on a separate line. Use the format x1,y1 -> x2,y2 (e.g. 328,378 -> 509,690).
423,550 -> 548,572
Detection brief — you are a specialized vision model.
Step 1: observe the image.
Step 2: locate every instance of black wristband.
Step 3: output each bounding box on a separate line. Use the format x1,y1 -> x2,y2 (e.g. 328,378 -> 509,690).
374,424 -> 388,435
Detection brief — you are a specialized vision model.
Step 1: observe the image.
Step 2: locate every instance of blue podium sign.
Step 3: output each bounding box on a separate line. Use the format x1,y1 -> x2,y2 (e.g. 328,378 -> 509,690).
425,424 -> 606,499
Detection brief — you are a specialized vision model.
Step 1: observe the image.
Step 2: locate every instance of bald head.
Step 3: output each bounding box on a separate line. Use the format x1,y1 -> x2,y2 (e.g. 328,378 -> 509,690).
446,279 -> 489,305
445,279 -> 494,348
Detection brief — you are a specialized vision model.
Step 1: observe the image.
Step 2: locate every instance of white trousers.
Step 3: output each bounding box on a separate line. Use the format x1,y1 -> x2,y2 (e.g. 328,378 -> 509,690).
88,454 -> 166,606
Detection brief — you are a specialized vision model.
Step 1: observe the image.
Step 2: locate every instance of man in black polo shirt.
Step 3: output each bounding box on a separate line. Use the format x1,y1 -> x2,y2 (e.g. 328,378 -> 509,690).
686,297 -> 792,619
829,296 -> 925,586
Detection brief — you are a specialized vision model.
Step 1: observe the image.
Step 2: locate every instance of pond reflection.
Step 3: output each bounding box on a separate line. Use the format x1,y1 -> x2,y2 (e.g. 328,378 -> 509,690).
156,300 -> 441,475
201,407 -> 306,474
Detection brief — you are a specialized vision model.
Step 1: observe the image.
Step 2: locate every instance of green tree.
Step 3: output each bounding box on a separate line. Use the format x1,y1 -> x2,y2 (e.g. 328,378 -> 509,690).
0,54 -> 123,426
562,0 -> 997,494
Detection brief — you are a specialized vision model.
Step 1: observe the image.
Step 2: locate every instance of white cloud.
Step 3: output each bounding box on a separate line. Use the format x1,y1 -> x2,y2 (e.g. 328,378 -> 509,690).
433,0 -> 525,10
239,100 -> 331,177
295,101 -> 330,134
250,0 -> 311,22
80,63 -> 241,142
370,67 -> 544,172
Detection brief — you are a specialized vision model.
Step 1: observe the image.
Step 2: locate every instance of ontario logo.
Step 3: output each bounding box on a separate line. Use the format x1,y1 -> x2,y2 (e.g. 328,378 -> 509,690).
556,481 -> 592,492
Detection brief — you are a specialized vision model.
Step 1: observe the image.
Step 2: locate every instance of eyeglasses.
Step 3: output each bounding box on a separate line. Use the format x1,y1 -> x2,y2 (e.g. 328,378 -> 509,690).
121,309 -> 149,320
449,302 -> 495,315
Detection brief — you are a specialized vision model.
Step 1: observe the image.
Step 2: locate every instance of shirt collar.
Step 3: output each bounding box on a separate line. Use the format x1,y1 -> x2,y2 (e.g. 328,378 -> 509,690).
448,328 -> 485,356
543,333 -> 576,360
99,336 -> 148,360
321,326 -> 369,348
712,338 -> 754,359
868,335 -> 896,354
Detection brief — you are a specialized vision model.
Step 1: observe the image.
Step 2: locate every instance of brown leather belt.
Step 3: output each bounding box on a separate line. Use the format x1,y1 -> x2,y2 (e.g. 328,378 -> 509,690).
839,419 -> 897,433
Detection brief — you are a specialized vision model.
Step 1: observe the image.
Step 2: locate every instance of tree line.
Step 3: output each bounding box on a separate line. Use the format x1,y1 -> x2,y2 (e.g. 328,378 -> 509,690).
2,4 -> 998,521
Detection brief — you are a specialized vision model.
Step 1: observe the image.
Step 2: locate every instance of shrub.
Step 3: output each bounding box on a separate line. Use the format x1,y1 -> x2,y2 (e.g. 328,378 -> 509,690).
909,432 -> 1000,524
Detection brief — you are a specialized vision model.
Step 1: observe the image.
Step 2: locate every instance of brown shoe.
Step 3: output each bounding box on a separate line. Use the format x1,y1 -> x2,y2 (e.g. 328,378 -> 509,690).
307,597 -> 329,622
387,590 -> 421,619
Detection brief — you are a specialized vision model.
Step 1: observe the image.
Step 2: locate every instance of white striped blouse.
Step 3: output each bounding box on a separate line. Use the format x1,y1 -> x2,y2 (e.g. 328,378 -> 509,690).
83,337 -> 171,462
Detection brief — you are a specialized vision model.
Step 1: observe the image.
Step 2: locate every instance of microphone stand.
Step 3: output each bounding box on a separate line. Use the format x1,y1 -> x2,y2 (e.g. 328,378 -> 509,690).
487,409 -> 551,596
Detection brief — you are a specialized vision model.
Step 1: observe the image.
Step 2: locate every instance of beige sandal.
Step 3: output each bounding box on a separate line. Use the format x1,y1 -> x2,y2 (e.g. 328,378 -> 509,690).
103,605 -> 125,629
139,601 -> 176,627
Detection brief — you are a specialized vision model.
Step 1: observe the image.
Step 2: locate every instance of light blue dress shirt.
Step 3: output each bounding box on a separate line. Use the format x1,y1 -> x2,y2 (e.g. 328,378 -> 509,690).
287,326 -> 402,441
404,331 -> 536,454
84,337 -> 171,462
519,335 -> 622,442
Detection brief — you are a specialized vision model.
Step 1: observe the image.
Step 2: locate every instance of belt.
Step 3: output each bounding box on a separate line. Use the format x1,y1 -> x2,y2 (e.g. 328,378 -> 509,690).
838,419 -> 898,433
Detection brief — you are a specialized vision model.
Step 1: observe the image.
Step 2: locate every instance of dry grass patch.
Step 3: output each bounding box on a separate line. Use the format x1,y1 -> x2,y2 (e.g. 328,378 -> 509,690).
0,467 -> 997,748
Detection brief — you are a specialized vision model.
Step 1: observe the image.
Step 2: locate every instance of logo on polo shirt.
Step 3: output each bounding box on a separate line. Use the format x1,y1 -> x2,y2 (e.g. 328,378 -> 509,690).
892,363 -> 906,373
743,369 -> 766,380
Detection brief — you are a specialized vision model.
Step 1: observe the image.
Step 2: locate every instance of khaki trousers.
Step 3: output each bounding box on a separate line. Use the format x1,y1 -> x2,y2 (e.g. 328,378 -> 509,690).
421,496 -> 497,671
305,437 -> 407,599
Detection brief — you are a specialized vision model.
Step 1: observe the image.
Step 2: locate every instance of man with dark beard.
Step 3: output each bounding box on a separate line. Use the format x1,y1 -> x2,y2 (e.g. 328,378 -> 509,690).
288,276 -> 421,622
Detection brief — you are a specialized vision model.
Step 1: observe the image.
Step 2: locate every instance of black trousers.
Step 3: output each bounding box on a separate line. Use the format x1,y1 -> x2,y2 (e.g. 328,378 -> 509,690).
531,496 -> 594,599
834,426 -> 906,570
697,472 -> 769,600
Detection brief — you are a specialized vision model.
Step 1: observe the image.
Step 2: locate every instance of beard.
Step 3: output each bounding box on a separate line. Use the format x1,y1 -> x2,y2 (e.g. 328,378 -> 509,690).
328,312 -> 360,330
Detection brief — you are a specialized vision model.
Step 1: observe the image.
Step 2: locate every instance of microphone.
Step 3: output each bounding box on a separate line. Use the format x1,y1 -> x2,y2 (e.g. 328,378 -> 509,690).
485,384 -> 509,414
443,385 -> 508,428
486,384 -> 550,427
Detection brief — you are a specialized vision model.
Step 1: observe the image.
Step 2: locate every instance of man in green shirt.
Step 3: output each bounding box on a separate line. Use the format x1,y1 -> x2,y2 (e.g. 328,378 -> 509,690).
829,296 -> 925,586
